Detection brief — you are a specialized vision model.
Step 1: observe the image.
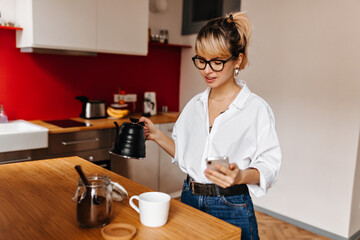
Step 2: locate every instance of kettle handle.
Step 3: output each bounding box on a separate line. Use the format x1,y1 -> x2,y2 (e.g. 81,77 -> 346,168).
114,122 -> 120,140
75,96 -> 89,118
75,96 -> 89,103
130,117 -> 145,127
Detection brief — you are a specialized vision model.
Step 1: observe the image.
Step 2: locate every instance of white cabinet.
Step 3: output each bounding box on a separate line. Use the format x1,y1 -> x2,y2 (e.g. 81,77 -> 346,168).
111,122 -> 186,198
112,138 -> 160,190
15,0 -> 149,55
158,123 -> 186,196
97,0 -> 148,55
15,0 -> 97,51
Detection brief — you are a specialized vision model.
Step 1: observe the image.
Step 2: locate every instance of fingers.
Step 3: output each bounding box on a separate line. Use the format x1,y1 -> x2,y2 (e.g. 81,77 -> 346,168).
139,116 -> 155,125
144,128 -> 150,139
204,168 -> 233,188
140,117 -> 149,139
139,116 -> 159,141
229,163 -> 238,170
140,117 -> 155,131
204,163 -> 240,188
139,116 -> 149,125
216,164 -> 231,174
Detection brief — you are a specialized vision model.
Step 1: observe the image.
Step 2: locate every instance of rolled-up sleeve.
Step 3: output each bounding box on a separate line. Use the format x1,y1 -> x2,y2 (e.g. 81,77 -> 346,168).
248,124 -> 281,197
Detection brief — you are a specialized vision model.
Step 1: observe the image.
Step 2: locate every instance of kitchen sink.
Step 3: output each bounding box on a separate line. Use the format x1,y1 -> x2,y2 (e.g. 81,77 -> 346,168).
0,120 -> 48,153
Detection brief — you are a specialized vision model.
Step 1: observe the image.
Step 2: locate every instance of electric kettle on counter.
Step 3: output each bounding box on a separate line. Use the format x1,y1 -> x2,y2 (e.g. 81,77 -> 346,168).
76,96 -> 106,119
110,118 -> 146,159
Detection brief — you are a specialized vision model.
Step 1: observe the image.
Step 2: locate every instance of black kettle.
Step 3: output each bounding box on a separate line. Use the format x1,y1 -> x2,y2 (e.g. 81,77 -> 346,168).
110,118 -> 146,159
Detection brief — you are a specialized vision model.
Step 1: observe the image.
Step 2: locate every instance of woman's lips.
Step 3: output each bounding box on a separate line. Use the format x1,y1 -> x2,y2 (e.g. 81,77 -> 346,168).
205,76 -> 216,83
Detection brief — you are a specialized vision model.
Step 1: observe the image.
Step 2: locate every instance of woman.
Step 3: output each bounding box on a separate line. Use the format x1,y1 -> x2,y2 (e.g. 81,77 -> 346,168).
140,12 -> 281,239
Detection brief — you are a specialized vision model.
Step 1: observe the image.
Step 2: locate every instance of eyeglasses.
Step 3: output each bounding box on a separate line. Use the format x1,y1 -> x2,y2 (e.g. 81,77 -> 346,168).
192,56 -> 234,72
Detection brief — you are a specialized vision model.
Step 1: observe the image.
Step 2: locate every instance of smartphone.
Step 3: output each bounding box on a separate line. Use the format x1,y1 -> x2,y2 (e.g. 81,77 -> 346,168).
206,156 -> 229,171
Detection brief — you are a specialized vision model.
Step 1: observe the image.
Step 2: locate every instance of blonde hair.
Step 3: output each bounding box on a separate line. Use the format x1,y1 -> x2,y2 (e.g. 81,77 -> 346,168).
195,12 -> 252,70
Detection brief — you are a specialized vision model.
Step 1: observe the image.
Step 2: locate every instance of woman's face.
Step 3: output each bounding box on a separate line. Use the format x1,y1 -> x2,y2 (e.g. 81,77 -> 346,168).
197,55 -> 238,89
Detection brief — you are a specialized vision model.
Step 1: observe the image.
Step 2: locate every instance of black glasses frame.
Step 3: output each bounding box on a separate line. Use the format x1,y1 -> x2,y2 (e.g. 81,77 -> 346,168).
192,56 -> 235,72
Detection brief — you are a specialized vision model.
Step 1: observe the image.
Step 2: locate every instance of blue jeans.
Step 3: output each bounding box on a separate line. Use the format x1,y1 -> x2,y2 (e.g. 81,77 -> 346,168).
181,180 -> 259,240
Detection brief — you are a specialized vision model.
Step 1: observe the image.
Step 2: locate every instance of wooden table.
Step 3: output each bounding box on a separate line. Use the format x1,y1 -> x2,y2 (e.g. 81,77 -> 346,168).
0,157 -> 241,239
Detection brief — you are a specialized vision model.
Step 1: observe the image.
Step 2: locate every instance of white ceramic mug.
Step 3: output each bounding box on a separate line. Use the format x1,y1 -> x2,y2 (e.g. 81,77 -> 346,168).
129,192 -> 171,227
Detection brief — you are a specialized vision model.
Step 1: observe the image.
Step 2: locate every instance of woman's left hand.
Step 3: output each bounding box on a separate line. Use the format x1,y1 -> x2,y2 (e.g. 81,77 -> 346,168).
204,163 -> 244,188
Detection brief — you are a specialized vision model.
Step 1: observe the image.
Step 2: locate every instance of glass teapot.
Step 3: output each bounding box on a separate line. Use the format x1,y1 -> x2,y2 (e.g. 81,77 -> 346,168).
72,175 -> 127,228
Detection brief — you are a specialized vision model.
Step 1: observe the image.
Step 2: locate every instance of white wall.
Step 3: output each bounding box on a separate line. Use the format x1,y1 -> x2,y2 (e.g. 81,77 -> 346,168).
179,37 -> 205,109
148,0 -> 206,109
177,0 -> 360,238
149,0 -> 193,46
240,1 -> 360,237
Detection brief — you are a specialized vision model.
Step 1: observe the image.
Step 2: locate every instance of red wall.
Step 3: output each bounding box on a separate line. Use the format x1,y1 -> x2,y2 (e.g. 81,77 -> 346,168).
0,29 -> 181,121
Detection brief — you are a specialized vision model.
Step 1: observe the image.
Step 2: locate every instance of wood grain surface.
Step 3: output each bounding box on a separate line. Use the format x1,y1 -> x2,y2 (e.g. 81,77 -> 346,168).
30,113 -> 179,134
0,156 -> 241,239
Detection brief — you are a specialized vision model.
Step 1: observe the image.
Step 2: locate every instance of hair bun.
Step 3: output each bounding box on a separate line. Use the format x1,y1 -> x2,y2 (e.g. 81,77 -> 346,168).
227,14 -> 234,23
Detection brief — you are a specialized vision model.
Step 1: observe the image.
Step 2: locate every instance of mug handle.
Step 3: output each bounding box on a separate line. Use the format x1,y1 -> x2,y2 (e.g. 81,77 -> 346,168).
129,195 -> 140,214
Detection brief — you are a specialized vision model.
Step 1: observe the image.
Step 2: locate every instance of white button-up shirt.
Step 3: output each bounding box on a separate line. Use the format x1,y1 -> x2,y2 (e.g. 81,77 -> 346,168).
172,80 -> 281,197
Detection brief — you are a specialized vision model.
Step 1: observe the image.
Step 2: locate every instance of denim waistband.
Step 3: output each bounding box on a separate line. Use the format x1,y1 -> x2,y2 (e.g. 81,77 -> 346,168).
186,175 -> 249,196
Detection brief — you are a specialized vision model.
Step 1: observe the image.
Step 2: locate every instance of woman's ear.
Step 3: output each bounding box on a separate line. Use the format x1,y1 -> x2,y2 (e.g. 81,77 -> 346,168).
236,54 -> 243,68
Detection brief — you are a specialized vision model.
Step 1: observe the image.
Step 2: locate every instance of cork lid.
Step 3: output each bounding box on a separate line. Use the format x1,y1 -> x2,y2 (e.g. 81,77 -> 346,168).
101,223 -> 136,240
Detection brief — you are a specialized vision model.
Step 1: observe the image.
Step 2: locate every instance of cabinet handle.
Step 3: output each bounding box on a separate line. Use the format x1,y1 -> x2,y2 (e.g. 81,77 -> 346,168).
61,138 -> 99,146
1,156 -> 32,164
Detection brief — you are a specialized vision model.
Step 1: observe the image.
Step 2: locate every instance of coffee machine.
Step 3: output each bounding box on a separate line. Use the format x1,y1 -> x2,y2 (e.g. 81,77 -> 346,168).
143,92 -> 157,116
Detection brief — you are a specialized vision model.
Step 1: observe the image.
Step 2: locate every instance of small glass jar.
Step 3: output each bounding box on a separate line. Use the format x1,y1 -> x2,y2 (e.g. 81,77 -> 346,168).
73,175 -> 112,228
159,29 -> 169,44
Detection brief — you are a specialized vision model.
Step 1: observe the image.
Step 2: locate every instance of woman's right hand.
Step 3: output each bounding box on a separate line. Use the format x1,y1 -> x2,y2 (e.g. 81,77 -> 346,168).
139,116 -> 176,158
139,117 -> 160,141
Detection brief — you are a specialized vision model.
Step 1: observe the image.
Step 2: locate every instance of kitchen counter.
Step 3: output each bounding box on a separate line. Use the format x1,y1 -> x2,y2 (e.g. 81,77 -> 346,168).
30,112 -> 179,134
0,157 -> 241,239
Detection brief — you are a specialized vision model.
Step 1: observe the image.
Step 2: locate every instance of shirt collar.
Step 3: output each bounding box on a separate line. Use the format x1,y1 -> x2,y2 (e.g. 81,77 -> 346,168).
232,80 -> 251,109
197,80 -> 251,110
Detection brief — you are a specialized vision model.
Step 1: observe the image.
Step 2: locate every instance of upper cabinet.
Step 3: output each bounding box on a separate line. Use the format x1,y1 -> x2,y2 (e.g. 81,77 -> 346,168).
15,0 -> 97,51
97,0 -> 148,55
15,0 -> 149,55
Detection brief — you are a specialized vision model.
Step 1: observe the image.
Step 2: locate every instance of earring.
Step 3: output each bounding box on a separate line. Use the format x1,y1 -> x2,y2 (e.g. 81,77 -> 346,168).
234,68 -> 240,77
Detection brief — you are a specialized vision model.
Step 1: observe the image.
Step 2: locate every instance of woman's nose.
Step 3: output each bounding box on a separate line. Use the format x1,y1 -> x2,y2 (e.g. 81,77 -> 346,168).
203,63 -> 213,74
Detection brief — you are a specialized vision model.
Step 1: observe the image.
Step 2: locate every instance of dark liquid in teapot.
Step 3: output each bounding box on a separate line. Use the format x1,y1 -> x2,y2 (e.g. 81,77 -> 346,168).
77,195 -> 111,228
